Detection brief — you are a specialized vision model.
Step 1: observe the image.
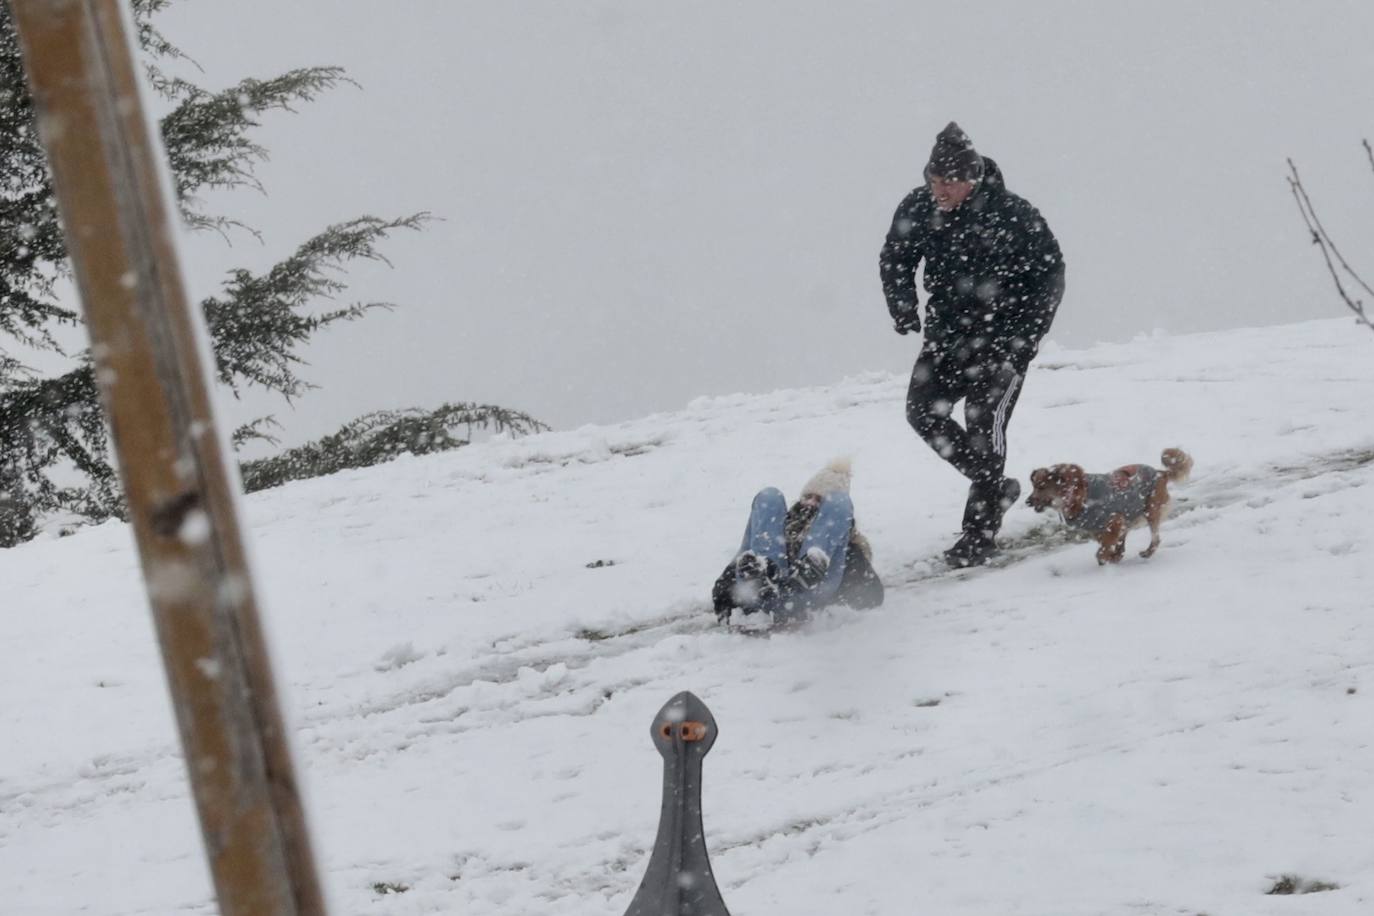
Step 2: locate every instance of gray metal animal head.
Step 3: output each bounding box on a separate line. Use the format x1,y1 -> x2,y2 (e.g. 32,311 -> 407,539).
623,691 -> 731,916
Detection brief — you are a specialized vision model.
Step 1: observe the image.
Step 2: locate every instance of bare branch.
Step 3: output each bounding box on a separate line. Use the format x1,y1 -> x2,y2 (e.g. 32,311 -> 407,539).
1287,158 -> 1374,335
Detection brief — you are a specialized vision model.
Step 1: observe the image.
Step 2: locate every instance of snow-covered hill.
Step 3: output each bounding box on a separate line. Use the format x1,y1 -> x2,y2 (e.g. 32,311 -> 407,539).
3,319 -> 1373,915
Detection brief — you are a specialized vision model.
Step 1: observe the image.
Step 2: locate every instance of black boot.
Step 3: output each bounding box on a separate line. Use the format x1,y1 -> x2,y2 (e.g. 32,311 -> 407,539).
727,551 -> 781,615
943,530 -> 996,568
735,551 -> 775,581
993,477 -> 1022,523
944,477 -> 1021,568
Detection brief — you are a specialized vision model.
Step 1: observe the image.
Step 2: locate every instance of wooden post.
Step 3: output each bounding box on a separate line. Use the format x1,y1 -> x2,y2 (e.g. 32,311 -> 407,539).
9,2 -> 328,913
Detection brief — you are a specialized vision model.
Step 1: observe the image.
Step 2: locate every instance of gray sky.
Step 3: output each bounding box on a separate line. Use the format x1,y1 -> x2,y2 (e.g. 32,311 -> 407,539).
157,0 -> 1374,442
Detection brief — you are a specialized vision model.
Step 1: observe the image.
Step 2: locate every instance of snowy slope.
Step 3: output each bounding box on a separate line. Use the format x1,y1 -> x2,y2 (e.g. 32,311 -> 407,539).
2,319 -> 1373,915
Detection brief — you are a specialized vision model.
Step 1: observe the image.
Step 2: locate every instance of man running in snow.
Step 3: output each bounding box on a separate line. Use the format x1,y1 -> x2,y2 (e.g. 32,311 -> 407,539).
880,122 -> 1065,567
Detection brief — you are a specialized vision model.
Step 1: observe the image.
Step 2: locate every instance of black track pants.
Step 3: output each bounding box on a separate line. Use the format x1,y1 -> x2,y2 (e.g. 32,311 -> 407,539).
906,347 -> 1026,487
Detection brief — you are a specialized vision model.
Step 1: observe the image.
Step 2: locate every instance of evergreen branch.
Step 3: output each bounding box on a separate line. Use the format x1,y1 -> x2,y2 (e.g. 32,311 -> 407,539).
231,415 -> 282,450
160,67 -> 353,209
131,0 -> 190,67
0,365 -> 119,542
240,403 -> 549,493
182,211 -> 264,245
202,214 -> 429,399
0,346 -> 27,385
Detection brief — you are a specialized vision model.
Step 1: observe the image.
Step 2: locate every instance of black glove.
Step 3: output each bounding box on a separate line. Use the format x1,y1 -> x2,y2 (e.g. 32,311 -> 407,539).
790,546 -> 831,589
892,310 -> 921,336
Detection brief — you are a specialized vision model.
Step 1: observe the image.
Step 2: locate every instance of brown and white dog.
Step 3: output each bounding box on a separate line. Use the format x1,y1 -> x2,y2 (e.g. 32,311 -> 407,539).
1025,449 -> 1193,565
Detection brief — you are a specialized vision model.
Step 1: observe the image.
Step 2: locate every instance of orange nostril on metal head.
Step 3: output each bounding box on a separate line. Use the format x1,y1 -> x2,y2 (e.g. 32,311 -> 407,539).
679,722 -> 707,742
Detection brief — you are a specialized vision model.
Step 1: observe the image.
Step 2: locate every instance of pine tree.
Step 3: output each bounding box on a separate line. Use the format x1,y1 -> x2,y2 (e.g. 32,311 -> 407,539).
0,0 -> 448,545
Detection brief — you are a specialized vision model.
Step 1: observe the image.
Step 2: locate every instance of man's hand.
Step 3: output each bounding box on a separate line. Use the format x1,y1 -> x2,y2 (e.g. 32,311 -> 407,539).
892,311 -> 921,336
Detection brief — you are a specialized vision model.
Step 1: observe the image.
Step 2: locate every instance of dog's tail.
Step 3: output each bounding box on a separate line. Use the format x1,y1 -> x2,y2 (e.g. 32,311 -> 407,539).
1160,448 -> 1193,483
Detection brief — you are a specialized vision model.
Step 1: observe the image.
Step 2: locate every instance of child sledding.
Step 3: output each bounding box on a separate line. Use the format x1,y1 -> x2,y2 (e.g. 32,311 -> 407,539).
713,459 -> 884,626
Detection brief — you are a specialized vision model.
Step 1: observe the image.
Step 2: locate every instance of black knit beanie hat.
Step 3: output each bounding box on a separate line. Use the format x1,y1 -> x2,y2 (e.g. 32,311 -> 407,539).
925,121 -> 984,182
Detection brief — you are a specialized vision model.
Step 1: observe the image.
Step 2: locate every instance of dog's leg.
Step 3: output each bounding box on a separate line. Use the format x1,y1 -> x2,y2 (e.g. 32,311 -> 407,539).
1140,479 -> 1170,559
1096,515 -> 1127,565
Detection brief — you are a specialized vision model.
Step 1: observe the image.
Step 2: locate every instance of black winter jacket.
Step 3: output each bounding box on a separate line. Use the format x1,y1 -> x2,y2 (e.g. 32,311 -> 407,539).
880,157 -> 1065,366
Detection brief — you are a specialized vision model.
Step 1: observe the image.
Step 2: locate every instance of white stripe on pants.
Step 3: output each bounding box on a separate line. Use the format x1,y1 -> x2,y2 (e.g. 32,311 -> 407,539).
992,373 -> 1021,456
